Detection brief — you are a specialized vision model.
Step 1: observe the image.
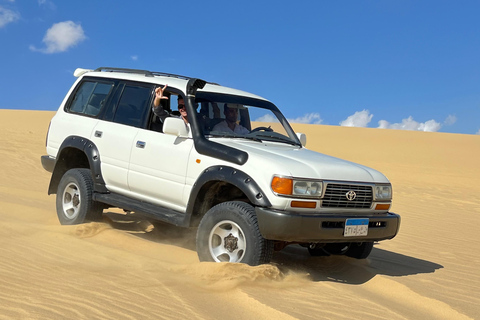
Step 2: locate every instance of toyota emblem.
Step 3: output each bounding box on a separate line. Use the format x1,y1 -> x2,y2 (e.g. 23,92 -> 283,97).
346,190 -> 356,201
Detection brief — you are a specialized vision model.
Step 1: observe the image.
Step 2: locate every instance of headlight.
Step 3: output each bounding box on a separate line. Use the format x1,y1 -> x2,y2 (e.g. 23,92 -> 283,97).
293,180 -> 322,196
271,176 -> 323,197
375,185 -> 392,201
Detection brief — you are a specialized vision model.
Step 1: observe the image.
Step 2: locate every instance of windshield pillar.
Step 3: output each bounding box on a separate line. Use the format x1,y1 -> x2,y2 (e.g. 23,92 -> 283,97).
185,79 -> 248,166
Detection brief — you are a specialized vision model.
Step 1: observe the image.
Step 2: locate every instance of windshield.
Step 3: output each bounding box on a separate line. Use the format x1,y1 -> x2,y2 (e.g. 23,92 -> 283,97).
195,92 -> 301,146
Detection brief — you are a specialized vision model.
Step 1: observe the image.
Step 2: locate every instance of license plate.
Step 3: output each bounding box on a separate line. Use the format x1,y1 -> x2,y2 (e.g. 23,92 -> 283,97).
344,218 -> 369,237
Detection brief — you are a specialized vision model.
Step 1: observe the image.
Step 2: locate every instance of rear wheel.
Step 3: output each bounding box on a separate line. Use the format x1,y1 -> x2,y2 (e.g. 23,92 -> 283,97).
323,243 -> 350,255
56,168 -> 103,225
196,201 -> 274,266
307,242 -> 373,259
345,242 -> 374,259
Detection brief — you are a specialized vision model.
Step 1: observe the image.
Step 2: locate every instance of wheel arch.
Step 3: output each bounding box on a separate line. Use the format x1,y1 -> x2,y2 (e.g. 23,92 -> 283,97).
48,136 -> 107,195
186,166 -> 271,226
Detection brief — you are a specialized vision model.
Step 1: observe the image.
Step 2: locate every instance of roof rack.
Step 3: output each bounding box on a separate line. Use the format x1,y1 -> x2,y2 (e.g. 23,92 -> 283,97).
95,67 -> 155,77
94,67 -> 219,85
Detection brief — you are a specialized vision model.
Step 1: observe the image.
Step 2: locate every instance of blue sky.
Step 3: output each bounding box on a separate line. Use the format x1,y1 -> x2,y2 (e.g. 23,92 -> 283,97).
1,0 -> 479,135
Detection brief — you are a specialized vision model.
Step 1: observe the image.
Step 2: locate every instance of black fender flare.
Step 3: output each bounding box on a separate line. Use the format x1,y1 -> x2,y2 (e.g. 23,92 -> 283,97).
48,136 -> 107,194
186,165 -> 271,215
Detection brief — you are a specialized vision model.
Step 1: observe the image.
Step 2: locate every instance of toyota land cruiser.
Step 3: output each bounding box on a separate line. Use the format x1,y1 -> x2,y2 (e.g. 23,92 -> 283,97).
41,67 -> 400,265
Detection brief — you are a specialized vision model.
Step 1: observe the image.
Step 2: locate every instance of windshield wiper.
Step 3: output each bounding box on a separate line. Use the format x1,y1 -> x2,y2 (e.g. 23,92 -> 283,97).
207,133 -> 263,142
237,136 -> 263,142
254,134 -> 300,146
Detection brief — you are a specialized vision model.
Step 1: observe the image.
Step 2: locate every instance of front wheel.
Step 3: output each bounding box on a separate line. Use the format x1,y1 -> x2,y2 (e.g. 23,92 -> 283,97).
196,201 -> 274,266
56,168 -> 103,225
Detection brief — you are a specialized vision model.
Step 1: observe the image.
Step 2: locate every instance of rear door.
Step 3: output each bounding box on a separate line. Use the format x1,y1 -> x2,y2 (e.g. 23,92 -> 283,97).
91,81 -> 153,195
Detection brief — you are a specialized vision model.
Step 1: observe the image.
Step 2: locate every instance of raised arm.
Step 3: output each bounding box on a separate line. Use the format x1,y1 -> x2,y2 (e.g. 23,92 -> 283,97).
153,85 -> 168,107
152,85 -> 171,120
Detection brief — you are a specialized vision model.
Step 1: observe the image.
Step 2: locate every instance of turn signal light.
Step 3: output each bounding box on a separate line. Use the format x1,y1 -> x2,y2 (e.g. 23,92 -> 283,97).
291,201 -> 317,208
375,204 -> 390,210
271,176 -> 293,195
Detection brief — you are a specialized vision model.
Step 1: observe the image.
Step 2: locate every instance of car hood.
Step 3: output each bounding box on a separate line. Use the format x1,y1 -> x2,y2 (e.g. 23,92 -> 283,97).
212,139 -> 389,183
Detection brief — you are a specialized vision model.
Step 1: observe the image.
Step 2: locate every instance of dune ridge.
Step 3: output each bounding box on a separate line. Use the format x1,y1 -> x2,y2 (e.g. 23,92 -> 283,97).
0,109 -> 478,319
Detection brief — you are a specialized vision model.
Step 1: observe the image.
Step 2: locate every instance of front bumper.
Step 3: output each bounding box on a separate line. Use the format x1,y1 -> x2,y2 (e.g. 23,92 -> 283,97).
255,207 -> 400,242
41,155 -> 56,173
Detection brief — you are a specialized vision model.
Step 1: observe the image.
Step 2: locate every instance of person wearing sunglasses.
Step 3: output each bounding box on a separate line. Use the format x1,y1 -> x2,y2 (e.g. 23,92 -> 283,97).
176,97 -> 188,124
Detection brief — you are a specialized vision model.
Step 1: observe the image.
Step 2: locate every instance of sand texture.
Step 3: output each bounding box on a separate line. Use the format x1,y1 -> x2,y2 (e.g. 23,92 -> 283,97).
0,109 -> 479,319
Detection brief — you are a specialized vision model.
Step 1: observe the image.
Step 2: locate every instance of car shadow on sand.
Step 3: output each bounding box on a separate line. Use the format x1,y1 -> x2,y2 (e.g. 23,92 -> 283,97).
271,244 -> 444,284
102,211 -> 443,285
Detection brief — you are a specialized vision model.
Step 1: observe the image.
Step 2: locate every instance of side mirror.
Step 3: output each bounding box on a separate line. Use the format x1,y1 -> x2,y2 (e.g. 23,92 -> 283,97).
296,132 -> 307,147
163,117 -> 190,138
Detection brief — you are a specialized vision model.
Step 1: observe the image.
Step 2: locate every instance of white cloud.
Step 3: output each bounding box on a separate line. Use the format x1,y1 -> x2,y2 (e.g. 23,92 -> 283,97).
30,21 -> 86,53
38,0 -> 56,10
340,109 -> 373,127
255,114 -> 279,123
378,116 -> 442,132
476,129 -> 480,135
288,112 -> 323,124
131,55 -> 138,61
444,114 -> 457,126
0,6 -> 20,28
255,112 -> 323,124
377,120 -> 390,129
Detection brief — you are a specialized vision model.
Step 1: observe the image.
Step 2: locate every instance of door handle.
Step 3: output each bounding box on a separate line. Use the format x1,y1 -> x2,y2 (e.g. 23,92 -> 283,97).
94,130 -> 103,138
136,141 -> 146,148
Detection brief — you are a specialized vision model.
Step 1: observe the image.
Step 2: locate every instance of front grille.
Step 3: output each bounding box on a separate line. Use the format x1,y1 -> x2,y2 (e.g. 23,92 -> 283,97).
322,183 -> 373,209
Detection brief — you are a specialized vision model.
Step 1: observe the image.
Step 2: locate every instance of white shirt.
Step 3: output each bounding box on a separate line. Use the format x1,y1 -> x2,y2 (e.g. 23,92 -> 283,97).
212,120 -> 249,135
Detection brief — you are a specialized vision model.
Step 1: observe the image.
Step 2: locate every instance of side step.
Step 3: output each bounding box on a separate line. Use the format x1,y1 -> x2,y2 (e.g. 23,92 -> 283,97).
93,192 -> 190,227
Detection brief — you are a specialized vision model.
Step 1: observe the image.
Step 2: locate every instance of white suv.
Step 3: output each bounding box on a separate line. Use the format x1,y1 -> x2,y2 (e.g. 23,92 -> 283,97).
41,67 -> 400,265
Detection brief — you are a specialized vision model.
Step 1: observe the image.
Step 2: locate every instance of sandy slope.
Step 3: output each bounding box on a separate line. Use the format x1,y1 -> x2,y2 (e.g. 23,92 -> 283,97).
0,109 -> 478,319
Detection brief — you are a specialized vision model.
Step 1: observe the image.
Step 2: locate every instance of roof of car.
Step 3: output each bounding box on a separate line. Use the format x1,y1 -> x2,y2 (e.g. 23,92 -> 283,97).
74,67 -> 267,101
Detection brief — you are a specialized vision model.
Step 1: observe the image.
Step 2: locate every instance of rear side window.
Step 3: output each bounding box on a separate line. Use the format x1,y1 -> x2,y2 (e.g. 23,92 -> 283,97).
68,81 -> 114,116
113,85 -> 152,128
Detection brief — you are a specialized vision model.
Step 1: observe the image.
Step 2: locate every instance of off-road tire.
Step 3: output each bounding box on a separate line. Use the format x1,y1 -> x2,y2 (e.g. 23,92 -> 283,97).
56,168 -> 103,225
322,243 -> 350,255
345,242 -> 374,259
196,201 -> 274,266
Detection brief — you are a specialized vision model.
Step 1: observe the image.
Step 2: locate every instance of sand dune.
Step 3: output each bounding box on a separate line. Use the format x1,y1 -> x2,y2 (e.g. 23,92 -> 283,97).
0,109 -> 478,319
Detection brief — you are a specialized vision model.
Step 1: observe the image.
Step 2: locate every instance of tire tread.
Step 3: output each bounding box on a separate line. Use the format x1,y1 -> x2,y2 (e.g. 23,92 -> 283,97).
196,201 -> 273,265
56,168 -> 102,224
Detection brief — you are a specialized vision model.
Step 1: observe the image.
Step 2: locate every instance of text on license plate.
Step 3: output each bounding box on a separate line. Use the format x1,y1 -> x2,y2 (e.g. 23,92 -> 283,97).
344,218 -> 369,237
